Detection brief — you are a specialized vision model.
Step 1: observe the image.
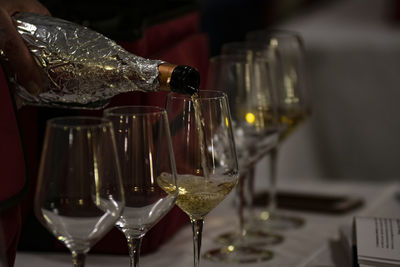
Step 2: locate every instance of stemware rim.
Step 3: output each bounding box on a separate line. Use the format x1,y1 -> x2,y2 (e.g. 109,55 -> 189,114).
168,90 -> 227,100
209,53 -> 273,64
246,29 -> 302,39
222,40 -> 271,50
209,54 -> 249,62
46,116 -> 112,129
104,105 -> 166,116
246,29 -> 305,47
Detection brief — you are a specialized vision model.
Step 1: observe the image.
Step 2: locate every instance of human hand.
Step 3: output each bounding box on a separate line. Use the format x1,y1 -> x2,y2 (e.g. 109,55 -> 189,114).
0,0 -> 50,95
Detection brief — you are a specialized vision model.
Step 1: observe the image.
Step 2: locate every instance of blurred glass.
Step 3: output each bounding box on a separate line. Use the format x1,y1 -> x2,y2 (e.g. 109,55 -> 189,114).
247,30 -> 310,140
204,53 -> 281,263
245,30 -> 309,231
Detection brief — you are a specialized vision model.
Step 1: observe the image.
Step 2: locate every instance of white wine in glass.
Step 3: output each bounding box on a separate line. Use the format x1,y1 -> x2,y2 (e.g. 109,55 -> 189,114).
164,91 -> 239,267
34,116 -> 125,267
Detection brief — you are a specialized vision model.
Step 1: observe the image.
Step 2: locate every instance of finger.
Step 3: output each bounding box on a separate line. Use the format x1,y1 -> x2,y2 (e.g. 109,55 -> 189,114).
0,8 -> 42,94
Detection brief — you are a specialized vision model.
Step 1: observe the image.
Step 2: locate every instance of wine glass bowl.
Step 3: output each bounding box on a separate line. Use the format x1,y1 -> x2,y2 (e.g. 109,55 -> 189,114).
34,116 -> 125,266
247,29 -> 311,140
165,91 -> 239,219
103,105 -> 178,267
207,53 -> 280,167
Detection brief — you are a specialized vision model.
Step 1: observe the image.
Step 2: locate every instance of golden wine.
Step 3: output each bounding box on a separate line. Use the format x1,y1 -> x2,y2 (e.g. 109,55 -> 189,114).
279,108 -> 309,141
158,173 -> 237,220
238,107 -> 276,134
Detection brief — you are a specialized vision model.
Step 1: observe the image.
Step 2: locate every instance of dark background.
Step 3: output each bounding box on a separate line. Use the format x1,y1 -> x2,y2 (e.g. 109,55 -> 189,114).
39,0 -> 331,55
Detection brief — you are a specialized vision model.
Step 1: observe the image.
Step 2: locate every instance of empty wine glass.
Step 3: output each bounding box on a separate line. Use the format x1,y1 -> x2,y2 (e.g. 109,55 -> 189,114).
203,53 -> 281,263
246,29 -> 309,230
34,116 -> 125,267
161,91 -> 239,267
103,106 -> 178,267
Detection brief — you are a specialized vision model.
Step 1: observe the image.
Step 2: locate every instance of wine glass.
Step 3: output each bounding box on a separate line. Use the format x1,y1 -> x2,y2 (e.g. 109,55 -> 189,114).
203,53 -> 281,263
246,30 -> 310,138
34,116 -> 125,267
246,30 -> 309,230
220,42 -> 282,161
162,91 -> 239,267
103,106 -> 178,267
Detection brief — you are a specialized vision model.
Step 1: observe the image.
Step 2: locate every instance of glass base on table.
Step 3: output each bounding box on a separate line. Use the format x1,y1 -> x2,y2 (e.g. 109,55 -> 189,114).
249,210 -> 305,231
203,245 -> 273,263
216,229 -> 283,247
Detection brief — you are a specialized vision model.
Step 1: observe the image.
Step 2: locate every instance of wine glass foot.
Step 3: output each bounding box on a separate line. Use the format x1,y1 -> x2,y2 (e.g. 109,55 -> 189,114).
203,245 -> 273,263
216,230 -> 283,247
252,211 -> 305,231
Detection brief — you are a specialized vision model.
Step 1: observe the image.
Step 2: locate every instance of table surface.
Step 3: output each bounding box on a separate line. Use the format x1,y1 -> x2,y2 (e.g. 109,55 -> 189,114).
15,177 -> 400,267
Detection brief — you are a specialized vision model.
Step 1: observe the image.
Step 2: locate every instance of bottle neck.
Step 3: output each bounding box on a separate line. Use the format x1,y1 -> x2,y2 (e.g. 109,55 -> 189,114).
158,63 -> 199,95
158,63 -> 175,92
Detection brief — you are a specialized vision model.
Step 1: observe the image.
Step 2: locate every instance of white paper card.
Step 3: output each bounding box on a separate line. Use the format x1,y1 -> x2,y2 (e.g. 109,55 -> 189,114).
355,217 -> 400,265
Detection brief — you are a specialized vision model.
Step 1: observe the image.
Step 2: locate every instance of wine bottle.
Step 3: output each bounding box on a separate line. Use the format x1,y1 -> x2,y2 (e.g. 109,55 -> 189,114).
11,13 -> 200,109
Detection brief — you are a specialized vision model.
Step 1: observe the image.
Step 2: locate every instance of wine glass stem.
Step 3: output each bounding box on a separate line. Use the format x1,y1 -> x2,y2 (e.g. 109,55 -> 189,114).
268,146 -> 278,215
237,173 -> 245,238
190,218 -> 204,267
126,235 -> 143,267
71,251 -> 86,267
246,165 -> 256,216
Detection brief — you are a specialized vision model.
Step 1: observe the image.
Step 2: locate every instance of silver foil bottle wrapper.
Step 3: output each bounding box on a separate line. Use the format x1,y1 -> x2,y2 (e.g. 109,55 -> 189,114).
12,13 -> 163,109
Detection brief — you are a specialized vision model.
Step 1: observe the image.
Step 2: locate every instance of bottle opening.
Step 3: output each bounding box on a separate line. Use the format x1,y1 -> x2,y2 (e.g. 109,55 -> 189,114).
170,65 -> 200,95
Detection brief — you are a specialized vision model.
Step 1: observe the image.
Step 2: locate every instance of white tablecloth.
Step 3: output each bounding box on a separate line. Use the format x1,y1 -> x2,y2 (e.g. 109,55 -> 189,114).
15,178 -> 400,267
